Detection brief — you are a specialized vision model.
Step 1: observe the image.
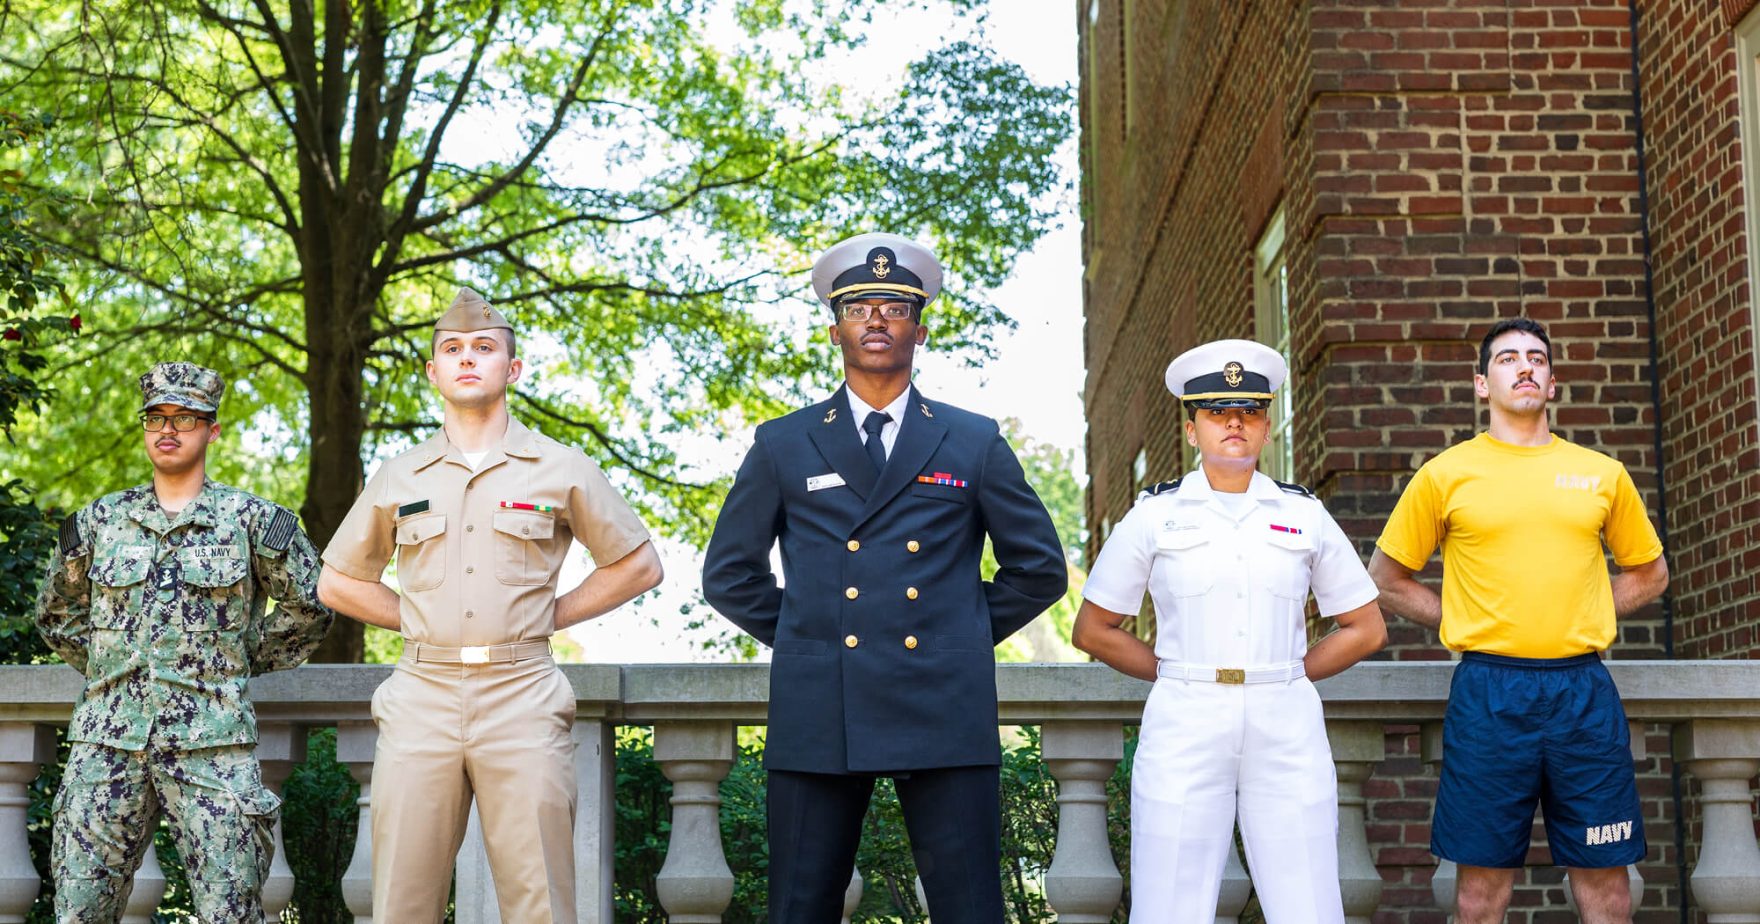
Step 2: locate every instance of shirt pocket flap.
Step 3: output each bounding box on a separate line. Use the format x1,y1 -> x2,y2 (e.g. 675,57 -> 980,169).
178,548 -> 248,588
395,514 -> 447,546
1154,527 -> 1209,551
90,551 -> 151,587
492,510 -> 555,541
1265,528 -> 1315,552
229,785 -> 282,818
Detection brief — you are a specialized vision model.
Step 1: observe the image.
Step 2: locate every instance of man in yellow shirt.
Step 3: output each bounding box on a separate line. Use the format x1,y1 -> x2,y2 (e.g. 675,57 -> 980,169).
1369,317 -> 1669,924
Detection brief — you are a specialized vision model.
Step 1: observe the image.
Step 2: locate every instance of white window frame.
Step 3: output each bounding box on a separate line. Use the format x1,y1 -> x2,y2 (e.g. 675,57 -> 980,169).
1254,206 -> 1294,482
1736,7 -> 1760,442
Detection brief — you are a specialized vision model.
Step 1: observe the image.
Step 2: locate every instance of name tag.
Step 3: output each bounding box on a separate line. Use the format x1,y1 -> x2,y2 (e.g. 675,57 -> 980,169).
807,473 -> 847,492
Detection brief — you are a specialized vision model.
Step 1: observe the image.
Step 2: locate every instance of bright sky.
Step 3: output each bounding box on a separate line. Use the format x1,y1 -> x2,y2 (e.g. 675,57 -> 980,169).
567,2 -> 1086,662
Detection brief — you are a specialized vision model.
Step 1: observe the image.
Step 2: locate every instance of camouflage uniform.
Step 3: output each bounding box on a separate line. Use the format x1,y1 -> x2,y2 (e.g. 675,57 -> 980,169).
34,363 -> 332,924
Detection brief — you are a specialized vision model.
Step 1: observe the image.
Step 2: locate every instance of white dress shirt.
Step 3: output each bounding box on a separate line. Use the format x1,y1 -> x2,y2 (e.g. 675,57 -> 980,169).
845,385 -> 912,460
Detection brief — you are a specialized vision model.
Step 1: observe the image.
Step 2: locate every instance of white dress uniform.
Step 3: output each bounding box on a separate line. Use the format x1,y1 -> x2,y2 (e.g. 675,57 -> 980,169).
1085,469 -> 1377,922
1084,339 -> 1378,924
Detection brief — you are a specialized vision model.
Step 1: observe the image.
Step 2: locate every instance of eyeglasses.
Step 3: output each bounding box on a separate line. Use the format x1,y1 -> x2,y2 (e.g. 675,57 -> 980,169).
140,414 -> 214,432
838,302 -> 915,323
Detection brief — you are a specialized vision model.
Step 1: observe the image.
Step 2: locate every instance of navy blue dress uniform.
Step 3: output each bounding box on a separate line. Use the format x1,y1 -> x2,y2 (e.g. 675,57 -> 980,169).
703,233 -> 1067,923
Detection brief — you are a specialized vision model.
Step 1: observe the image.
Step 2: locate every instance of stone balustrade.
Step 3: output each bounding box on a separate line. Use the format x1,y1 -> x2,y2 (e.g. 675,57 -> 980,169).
2,661 -> 1759,921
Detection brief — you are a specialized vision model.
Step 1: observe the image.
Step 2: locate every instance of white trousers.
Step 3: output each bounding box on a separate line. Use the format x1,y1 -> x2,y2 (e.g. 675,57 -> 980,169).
1129,676 -> 1343,924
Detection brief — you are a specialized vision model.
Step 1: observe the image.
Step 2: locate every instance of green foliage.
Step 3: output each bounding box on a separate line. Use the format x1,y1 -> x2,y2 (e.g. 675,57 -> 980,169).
612,725 -> 1134,923
0,0 -> 1073,569
279,728 -> 361,924
0,109 -> 76,439
0,479 -> 55,660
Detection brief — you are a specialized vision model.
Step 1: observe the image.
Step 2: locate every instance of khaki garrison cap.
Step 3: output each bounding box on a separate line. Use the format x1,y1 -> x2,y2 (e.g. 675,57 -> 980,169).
433,287 -> 513,334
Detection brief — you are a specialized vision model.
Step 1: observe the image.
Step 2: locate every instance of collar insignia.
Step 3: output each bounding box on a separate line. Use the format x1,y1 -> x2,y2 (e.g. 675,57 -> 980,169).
824,407 -> 838,424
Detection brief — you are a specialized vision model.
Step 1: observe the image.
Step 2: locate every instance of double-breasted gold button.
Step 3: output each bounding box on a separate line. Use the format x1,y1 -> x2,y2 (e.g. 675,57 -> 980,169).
845,586 -> 859,600
906,587 -> 919,600
905,635 -> 918,650
907,540 -> 920,552
844,635 -> 859,648
847,539 -> 861,552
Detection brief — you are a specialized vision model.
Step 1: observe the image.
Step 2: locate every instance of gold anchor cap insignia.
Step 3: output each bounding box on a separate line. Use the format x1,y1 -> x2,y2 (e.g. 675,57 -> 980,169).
871,252 -> 891,279
1223,361 -> 1244,388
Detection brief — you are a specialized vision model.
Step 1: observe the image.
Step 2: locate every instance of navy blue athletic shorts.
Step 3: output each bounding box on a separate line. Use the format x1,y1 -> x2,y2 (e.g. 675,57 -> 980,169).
1431,651 -> 1644,869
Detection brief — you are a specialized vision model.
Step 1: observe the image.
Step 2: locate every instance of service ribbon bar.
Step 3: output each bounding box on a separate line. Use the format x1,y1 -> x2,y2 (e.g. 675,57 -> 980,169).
1269,524 -> 1302,534
499,501 -> 556,512
916,473 -> 968,488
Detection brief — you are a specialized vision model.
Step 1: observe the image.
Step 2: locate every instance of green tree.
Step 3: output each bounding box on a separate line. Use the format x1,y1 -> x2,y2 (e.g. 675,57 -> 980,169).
0,0 -> 1071,660
993,418 -> 1085,663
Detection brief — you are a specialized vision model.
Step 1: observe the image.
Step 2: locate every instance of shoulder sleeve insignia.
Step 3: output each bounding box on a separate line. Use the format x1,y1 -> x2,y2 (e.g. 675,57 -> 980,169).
263,508 -> 298,553
59,513 -> 83,556
1275,479 -> 1315,498
1138,477 -> 1183,499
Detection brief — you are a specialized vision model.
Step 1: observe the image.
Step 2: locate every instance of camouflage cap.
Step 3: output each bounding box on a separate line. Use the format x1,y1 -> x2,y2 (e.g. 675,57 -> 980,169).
434,287 -> 513,334
138,362 -> 225,414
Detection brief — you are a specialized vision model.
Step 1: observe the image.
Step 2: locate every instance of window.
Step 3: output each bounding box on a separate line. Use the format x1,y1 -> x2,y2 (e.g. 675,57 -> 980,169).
1737,7 -> 1760,415
1254,206 -> 1294,483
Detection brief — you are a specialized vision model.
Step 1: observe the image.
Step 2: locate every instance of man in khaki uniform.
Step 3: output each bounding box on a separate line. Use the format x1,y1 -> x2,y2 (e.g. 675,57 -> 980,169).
317,288 -> 663,923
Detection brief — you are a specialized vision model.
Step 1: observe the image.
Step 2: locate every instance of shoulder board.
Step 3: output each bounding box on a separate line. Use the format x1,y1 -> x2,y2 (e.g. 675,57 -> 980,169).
263,508 -> 298,553
1138,477 -> 1183,499
59,512 -> 83,556
1275,480 -> 1315,498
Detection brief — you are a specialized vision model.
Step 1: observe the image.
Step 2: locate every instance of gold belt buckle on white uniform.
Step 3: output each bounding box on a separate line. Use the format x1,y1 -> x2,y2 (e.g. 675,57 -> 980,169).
1215,668 -> 1246,684
459,646 -> 491,665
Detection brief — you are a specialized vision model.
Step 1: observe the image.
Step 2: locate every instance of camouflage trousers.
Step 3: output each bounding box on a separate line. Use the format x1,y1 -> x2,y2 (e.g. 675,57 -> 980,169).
51,742 -> 279,924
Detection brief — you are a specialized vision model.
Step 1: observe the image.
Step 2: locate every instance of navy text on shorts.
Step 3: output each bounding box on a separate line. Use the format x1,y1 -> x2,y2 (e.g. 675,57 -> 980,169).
1431,651 -> 1644,869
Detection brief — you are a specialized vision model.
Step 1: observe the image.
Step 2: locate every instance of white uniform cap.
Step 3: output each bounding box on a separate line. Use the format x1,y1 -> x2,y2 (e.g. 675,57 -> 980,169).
1164,339 -> 1288,407
810,232 -> 943,308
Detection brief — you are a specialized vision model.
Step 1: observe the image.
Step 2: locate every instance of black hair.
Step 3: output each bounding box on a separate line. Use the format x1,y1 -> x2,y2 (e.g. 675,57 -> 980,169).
1476,317 -> 1550,375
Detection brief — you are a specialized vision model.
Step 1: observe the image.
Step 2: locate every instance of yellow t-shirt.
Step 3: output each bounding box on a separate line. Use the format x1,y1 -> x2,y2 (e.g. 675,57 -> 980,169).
1376,433 -> 1663,657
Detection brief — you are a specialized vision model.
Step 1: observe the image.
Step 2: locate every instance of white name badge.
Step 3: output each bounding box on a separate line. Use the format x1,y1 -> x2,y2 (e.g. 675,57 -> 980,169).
807,473 -> 847,492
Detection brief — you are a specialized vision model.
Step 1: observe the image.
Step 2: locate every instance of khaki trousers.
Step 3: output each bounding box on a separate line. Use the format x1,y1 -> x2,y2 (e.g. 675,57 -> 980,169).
370,653 -> 579,923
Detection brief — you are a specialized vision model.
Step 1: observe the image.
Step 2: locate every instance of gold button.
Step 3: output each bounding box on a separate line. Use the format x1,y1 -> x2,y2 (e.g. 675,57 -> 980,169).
906,587 -> 919,600
844,635 -> 859,648
905,635 -> 918,650
847,540 -> 860,552
845,587 -> 859,600
907,540 -> 920,552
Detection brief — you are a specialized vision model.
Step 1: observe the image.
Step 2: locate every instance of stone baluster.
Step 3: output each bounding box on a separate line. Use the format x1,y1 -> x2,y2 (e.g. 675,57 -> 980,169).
118,840 -> 166,924
841,868 -> 862,924
0,724 -> 54,922
336,721 -> 378,923
455,805 -> 496,924
256,722 -> 306,919
1328,720 -> 1386,922
1042,721 -> 1124,921
654,722 -> 735,923
1563,720 -> 1647,912
1677,718 -> 1760,921
576,719 -> 617,924
1421,723 -> 1455,912
1216,838 -> 1251,924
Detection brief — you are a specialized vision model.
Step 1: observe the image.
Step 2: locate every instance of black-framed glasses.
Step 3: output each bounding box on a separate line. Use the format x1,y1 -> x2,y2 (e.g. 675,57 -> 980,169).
838,302 -> 915,323
140,414 -> 214,432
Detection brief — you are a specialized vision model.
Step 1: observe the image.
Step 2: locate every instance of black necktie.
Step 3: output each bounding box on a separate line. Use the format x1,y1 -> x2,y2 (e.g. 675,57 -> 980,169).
862,411 -> 892,473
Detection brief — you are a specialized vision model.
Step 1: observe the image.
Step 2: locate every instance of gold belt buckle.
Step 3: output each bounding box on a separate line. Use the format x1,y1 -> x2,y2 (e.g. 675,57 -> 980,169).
1215,668 -> 1245,685
460,646 -> 491,665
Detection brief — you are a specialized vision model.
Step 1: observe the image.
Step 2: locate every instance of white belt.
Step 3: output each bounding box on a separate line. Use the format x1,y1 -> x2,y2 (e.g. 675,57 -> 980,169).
1156,660 -> 1306,685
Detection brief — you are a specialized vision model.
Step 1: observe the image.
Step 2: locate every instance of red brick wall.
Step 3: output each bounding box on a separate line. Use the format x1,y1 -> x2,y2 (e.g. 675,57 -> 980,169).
1078,0 -> 1760,920
1640,0 -> 1760,662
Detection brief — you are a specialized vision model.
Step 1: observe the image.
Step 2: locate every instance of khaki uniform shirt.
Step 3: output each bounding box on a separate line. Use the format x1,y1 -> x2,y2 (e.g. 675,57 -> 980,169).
34,481 -> 332,750
321,417 -> 650,645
